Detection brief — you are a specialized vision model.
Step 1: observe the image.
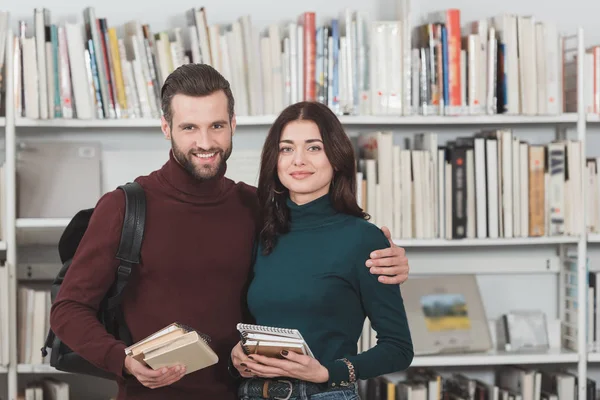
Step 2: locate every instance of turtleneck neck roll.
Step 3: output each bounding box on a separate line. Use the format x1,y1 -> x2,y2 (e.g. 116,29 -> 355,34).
156,149 -> 233,203
286,193 -> 345,231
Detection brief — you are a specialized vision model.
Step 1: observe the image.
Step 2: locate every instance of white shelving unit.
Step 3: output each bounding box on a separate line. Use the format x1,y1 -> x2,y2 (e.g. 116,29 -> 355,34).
0,10 -> 596,400
15,218 -> 71,229
411,349 -> 579,368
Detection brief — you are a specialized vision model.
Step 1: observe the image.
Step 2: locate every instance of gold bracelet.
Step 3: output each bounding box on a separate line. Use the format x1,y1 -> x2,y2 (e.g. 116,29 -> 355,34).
340,358 -> 356,383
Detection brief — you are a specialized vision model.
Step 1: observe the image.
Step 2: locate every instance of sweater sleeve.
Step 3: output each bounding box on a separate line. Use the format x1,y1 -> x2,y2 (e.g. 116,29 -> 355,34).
323,226 -> 413,387
49,188 -> 129,380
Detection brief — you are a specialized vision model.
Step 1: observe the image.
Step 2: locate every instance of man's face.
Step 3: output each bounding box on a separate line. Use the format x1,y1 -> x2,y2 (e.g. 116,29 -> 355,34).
161,91 -> 236,181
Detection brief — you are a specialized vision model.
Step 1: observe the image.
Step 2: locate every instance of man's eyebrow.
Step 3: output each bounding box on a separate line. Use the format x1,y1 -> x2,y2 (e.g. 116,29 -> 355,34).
177,120 -> 229,128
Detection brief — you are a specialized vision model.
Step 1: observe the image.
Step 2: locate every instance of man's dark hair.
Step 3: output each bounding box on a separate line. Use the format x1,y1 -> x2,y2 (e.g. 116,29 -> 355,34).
160,64 -> 235,128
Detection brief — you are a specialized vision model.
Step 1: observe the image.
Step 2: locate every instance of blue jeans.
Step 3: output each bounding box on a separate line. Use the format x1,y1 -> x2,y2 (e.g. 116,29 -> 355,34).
237,378 -> 360,400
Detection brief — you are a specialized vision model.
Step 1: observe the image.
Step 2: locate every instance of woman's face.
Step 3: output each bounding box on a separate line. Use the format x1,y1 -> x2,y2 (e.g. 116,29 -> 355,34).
277,120 -> 334,205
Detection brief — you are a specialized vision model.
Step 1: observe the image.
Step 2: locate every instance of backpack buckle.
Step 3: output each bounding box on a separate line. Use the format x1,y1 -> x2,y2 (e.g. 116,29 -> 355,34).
117,264 -> 132,279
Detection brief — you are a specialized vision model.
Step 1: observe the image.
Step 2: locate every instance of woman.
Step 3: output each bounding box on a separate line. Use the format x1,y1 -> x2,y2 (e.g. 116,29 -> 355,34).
231,101 -> 413,399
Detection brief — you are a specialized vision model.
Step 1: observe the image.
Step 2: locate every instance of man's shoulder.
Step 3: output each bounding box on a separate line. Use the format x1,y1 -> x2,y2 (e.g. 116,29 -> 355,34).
90,186 -> 127,219
235,181 -> 257,196
233,181 -> 258,207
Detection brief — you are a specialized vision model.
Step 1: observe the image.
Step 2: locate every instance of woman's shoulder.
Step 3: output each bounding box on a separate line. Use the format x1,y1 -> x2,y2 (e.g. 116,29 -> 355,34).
342,215 -> 389,250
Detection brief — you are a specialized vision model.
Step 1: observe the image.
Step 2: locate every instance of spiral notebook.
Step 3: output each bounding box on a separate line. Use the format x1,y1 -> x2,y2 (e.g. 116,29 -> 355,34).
236,323 -> 314,358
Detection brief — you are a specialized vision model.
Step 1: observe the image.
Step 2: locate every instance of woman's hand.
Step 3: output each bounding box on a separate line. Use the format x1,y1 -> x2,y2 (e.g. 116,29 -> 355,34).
230,341 -> 254,378
243,350 -> 329,383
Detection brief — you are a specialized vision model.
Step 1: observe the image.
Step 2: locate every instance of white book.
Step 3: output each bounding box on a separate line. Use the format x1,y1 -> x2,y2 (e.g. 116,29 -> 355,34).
500,130 -> 513,238
492,14 -> 520,114
412,151 -> 424,238
445,162 -> 453,239
437,149 -> 446,239
466,149 -> 476,238
548,142 -> 566,235
392,146 -> 402,239
22,36 -> 40,119
400,150 -> 413,238
535,23 -> 547,115
474,138 -> 488,238
512,136 -> 521,237
34,9 -> 48,119
260,35 -> 273,114
269,24 -> 284,113
485,138 -> 499,239
543,21 -> 561,114
288,23 -> 299,104
519,142 -> 529,237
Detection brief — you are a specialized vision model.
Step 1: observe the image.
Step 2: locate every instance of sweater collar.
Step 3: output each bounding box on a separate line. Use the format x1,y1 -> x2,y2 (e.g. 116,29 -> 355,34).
286,193 -> 339,230
158,149 -> 229,200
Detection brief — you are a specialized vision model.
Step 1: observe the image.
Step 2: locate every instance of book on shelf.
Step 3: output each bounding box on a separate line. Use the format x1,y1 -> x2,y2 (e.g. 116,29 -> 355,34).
236,323 -> 314,358
0,10 -> 8,117
5,6 -> 575,121
124,322 -> 219,374
18,378 -> 69,400
361,367 -> 578,400
354,129 -> 584,241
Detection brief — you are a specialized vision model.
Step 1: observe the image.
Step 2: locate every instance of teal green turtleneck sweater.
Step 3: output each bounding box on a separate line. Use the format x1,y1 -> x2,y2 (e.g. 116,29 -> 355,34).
246,193 -> 413,388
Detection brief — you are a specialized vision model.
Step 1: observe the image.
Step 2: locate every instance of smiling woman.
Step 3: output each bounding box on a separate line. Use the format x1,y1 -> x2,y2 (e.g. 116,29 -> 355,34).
277,119 -> 335,206
230,101 -> 414,400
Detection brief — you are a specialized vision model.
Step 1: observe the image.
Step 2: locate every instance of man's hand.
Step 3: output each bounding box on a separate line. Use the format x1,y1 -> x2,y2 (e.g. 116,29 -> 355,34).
242,351 -> 329,383
366,226 -> 409,285
124,355 -> 186,389
230,341 -> 255,378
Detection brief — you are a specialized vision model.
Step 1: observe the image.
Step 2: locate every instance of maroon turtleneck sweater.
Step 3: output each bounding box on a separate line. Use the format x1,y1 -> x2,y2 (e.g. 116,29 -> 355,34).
49,150 -> 259,399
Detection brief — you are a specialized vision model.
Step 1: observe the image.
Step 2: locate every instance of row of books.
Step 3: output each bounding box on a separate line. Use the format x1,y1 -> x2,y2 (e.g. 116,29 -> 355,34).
4,133 -> 591,242
18,286 -> 51,365
362,366 -> 584,400
566,255 -> 600,354
19,379 -> 69,400
0,6 -> 578,121
356,129 -> 583,240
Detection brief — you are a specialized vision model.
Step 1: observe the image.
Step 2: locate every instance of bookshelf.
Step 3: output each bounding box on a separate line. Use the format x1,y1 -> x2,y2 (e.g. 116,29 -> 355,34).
0,3 -> 597,400
410,349 -> 579,368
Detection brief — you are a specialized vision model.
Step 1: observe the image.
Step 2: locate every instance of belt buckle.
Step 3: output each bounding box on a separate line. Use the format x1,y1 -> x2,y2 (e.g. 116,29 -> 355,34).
274,379 -> 292,400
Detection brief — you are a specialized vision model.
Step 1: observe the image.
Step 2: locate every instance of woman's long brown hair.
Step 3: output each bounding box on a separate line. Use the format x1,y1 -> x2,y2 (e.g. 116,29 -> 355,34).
257,101 -> 370,255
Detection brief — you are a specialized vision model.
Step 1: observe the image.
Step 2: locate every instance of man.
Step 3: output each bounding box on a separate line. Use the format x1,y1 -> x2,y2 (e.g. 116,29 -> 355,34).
49,64 -> 410,400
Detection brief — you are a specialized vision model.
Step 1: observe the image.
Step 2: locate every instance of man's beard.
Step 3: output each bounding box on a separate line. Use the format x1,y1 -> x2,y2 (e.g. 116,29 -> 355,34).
171,137 -> 232,181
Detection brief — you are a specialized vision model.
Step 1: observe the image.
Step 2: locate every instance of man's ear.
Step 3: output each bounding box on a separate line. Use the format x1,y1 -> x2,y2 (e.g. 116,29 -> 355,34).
231,114 -> 237,137
160,115 -> 171,140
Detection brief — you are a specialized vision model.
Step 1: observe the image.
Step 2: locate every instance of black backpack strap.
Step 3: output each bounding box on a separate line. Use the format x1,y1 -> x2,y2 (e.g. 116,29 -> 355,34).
106,182 -> 146,310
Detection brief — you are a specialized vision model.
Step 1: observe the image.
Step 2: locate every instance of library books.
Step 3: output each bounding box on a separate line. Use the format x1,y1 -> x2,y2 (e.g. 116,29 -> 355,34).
7,6 -> 569,121
363,367 -> 579,400
124,322 -> 218,374
355,130 -> 583,241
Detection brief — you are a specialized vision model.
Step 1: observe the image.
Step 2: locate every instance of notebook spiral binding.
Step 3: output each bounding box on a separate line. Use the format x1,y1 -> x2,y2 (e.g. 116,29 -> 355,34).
237,323 -> 298,335
240,337 -> 252,355
178,323 -> 212,344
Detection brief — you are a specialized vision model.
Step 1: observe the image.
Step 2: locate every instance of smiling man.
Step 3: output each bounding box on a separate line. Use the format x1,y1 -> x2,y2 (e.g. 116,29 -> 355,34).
49,64 -> 411,400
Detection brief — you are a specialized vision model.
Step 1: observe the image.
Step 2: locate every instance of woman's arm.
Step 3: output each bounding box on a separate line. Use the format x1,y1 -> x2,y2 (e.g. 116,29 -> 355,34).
323,228 -> 414,388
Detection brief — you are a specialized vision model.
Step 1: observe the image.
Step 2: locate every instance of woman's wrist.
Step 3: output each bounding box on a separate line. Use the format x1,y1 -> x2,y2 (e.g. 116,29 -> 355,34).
312,365 -> 330,383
